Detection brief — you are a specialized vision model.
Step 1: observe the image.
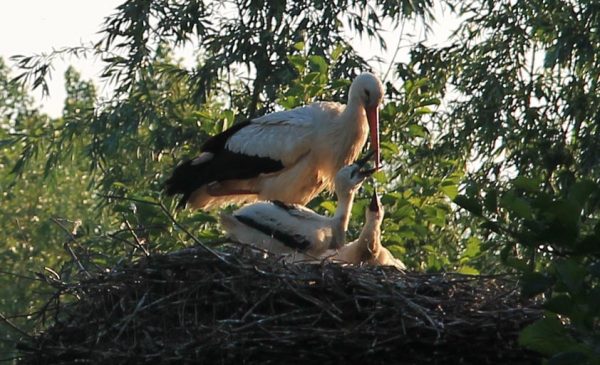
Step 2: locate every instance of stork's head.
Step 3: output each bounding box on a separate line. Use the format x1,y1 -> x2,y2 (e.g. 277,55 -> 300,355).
334,151 -> 375,195
349,72 -> 384,169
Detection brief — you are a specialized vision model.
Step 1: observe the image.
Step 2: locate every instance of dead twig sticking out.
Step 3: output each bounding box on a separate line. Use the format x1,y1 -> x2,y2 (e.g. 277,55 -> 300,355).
0,312 -> 31,338
122,217 -> 150,257
51,217 -> 91,278
99,194 -> 232,266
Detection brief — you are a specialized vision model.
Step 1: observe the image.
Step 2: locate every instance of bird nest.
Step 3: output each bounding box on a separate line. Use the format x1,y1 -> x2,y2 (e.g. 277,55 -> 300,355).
17,245 -> 542,364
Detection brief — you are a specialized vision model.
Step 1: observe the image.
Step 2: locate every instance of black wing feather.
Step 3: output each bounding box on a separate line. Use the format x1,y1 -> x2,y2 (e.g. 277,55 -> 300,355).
201,120 -> 251,152
233,214 -> 312,251
271,200 -> 296,212
163,120 -> 284,207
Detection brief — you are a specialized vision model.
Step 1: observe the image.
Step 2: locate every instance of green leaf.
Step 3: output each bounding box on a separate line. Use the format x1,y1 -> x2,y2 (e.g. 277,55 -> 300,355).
304,72 -> 321,84
331,44 -> 344,60
415,106 -> 432,115
320,201 -> 336,214
188,212 -> 218,224
372,170 -> 387,183
408,124 -> 427,138
519,316 -> 578,355
589,262 -> 600,278
521,272 -> 554,297
548,352 -> 588,365
587,287 -> 600,316
440,180 -> 458,200
380,141 -> 399,154
418,97 -> 441,107
457,265 -> 479,275
293,41 -> 305,51
568,180 -> 597,210
381,192 -> 400,205
279,96 -> 298,109
288,55 -> 305,71
222,110 -> 234,131
553,259 -> 586,294
423,206 -> 446,227
112,203 -> 133,214
512,176 -> 541,192
480,220 -> 501,233
386,244 -> 405,258
544,45 -> 559,68
484,190 -> 498,212
462,237 -> 481,259
111,181 -> 128,190
573,234 -> 600,255
330,79 -> 351,89
544,295 -> 574,316
454,195 -> 482,216
0,139 -> 17,148
308,55 -> 328,73
500,192 -> 533,220
196,229 -> 220,240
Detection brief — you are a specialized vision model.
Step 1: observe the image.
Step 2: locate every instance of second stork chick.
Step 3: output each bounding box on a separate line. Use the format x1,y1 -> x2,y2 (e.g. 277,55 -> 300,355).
320,191 -> 406,270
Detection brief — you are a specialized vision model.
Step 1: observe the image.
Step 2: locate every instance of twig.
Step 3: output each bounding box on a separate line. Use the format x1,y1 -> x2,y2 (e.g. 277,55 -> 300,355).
0,270 -> 40,281
158,201 -> 232,266
98,194 -> 162,207
50,218 -> 91,278
122,217 -> 150,256
383,21 -> 406,83
115,292 -> 148,341
0,312 -> 31,338
99,194 -> 231,265
0,356 -> 22,363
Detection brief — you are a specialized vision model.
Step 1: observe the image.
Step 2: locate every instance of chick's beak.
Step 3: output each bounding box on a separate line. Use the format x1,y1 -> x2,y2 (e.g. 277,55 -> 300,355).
355,150 -> 376,179
369,191 -> 380,212
355,150 -> 375,167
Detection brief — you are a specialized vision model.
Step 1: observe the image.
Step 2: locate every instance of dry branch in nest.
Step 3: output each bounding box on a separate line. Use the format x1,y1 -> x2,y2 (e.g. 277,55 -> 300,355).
17,246 -> 542,364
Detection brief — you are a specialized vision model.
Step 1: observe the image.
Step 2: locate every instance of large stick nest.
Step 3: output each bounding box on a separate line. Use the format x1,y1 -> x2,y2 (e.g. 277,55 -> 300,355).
18,246 -> 542,364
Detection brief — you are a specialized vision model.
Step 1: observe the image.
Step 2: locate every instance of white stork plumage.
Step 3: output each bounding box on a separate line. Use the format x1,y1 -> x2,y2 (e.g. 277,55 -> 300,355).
219,153 -> 375,259
164,72 -> 384,209
320,192 -> 406,270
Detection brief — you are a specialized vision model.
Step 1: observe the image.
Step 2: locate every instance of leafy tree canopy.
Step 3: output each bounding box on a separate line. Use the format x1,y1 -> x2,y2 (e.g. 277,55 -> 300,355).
1,0 -> 599,362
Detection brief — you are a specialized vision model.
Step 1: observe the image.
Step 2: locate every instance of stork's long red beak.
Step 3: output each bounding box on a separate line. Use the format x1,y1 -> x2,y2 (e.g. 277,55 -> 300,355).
366,105 -> 380,169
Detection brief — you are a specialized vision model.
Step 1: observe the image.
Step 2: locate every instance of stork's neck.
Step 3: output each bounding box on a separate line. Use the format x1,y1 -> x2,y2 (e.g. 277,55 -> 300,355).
334,215 -> 381,264
340,98 -> 366,129
330,189 -> 357,249
355,213 -> 382,254
330,101 -> 369,166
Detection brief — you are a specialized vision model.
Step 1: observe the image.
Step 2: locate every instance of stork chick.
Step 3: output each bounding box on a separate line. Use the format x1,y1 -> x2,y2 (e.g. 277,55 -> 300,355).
321,191 -> 406,270
219,152 -> 375,259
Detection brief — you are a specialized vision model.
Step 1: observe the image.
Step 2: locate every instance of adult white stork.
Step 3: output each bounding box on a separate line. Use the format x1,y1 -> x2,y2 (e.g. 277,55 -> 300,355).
219,153 -> 375,259
164,72 -> 384,209
320,192 -> 406,270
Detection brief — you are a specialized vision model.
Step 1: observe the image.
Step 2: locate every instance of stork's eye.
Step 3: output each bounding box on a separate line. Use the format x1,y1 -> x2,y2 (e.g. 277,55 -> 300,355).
364,89 -> 371,100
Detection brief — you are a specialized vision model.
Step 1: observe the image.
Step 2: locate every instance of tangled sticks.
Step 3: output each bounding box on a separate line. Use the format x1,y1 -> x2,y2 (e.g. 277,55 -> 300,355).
18,247 -> 542,364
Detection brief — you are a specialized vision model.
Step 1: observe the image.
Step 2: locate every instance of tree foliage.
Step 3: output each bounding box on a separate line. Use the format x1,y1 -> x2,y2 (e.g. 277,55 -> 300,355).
1,0 -> 599,362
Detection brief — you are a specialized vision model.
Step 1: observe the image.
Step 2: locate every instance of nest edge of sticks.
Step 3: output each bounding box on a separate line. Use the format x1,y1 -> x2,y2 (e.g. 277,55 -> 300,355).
17,245 -> 543,364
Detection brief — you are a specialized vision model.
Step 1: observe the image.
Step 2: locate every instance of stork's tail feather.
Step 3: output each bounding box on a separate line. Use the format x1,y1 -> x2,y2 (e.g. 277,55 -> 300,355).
163,159 -> 207,209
